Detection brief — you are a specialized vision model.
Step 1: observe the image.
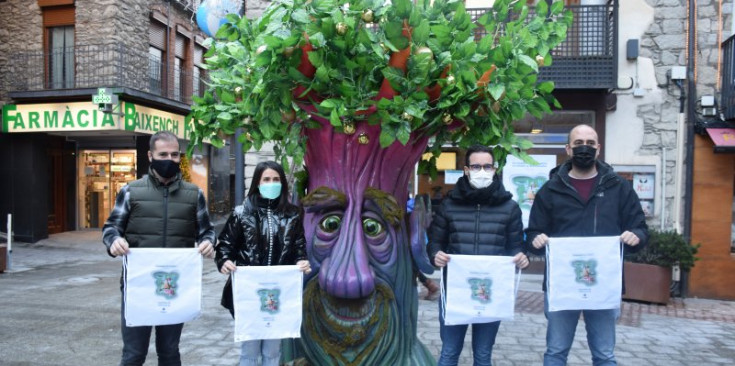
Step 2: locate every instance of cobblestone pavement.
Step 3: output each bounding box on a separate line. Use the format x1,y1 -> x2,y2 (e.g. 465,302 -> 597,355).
1,231 -> 734,365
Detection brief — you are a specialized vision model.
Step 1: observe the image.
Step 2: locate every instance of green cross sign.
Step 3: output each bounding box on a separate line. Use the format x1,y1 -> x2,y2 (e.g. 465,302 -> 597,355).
92,88 -> 113,104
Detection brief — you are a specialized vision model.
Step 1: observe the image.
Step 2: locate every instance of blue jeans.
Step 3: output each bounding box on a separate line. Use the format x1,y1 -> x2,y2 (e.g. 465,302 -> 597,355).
240,339 -> 281,366
543,295 -> 619,366
120,298 -> 184,366
438,300 -> 501,366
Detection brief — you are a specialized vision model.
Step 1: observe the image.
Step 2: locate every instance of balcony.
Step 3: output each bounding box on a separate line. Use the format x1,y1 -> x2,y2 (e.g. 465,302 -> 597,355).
7,3 -> 616,105
7,43 -> 205,106
722,34 -> 735,120
469,1 -> 618,90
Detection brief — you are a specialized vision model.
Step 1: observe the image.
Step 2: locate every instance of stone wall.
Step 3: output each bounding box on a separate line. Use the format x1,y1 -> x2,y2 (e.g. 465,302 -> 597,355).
0,0 -> 43,105
631,0 -> 729,230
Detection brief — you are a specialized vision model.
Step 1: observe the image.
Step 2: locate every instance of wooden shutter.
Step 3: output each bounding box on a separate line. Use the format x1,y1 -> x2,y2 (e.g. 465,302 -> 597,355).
149,20 -> 166,50
42,5 -> 75,27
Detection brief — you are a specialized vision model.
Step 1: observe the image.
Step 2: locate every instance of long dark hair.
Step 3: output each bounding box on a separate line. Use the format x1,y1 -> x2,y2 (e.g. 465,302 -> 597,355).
247,161 -> 290,212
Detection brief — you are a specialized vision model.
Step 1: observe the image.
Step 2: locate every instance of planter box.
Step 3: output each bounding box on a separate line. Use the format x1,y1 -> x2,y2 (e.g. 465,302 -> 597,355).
622,261 -> 670,304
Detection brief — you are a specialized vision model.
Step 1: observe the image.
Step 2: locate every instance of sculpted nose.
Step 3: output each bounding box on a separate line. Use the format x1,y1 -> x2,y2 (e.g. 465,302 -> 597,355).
319,213 -> 374,299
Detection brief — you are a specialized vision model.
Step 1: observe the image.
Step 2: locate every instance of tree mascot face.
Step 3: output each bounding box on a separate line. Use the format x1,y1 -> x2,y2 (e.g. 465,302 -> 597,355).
297,114 -> 434,365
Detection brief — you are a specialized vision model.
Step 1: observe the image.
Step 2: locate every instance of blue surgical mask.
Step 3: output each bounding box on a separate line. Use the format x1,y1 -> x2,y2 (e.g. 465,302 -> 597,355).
259,182 -> 282,200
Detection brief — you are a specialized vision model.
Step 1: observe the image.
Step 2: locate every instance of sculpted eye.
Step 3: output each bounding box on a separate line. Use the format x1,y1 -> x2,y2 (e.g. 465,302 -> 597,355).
319,215 -> 342,233
362,218 -> 384,237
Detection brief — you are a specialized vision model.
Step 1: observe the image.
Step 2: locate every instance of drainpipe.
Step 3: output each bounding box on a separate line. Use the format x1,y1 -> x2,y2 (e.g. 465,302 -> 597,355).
234,130 -> 244,206
681,0 -> 697,297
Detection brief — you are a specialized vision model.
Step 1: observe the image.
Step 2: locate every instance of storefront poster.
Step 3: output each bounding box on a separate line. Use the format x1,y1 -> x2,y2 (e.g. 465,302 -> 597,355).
503,155 -> 557,228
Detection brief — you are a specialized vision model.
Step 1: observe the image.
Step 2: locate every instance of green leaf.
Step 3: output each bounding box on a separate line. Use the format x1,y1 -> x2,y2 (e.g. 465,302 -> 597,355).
379,128 -> 397,147
291,9 -> 311,24
537,81 -> 555,94
320,99 -> 339,110
488,84 -> 505,101
517,54 -> 539,73
412,20 -> 430,44
329,109 -> 342,127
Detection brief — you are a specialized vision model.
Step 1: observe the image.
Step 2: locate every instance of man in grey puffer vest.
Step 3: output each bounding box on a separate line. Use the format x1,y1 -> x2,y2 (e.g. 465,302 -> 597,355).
103,131 -> 216,366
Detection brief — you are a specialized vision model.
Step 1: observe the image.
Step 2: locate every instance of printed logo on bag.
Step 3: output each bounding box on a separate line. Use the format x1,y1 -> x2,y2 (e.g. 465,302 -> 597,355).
572,260 -> 597,286
152,272 -> 179,299
257,289 -> 281,314
467,278 -> 492,304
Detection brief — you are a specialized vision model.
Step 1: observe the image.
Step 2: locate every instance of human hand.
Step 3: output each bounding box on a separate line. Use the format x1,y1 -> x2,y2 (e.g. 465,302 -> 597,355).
532,234 -> 549,249
197,240 -> 215,258
512,252 -> 530,269
434,251 -> 451,268
109,237 -> 130,257
220,260 -> 237,275
620,231 -> 640,247
296,260 -> 312,274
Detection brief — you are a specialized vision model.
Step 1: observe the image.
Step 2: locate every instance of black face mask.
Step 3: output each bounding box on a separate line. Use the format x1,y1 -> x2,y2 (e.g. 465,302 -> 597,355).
571,145 -> 597,170
150,158 -> 181,179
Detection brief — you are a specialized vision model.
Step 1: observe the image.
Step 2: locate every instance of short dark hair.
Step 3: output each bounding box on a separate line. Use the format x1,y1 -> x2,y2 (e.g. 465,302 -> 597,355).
149,131 -> 179,151
247,161 -> 290,212
464,145 -> 495,167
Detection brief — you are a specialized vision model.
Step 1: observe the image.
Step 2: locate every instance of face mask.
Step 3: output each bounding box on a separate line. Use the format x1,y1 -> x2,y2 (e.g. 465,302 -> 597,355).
150,158 -> 181,179
571,145 -> 597,170
468,169 -> 495,189
259,182 -> 282,200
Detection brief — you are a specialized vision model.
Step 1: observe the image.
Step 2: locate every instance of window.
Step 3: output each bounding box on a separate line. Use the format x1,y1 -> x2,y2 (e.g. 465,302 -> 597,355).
149,47 -> 163,94
42,4 -> 75,89
174,34 -> 188,101
48,26 -> 74,89
149,20 -> 166,95
193,44 -> 206,98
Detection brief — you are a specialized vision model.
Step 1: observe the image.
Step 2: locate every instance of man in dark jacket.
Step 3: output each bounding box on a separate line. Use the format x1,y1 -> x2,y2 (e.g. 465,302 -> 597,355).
526,124 -> 648,366
103,131 -> 216,366
428,144 -> 530,366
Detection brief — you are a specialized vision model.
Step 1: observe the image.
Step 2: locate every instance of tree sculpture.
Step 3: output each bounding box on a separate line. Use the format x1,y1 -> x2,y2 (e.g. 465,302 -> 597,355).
188,0 -> 570,364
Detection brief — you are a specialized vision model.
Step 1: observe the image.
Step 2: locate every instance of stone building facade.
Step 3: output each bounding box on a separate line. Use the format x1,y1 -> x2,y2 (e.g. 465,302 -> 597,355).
0,0 -> 231,241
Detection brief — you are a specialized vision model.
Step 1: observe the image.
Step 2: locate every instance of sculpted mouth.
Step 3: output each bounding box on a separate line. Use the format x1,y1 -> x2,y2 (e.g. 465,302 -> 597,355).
303,279 -> 395,349
321,288 -> 376,325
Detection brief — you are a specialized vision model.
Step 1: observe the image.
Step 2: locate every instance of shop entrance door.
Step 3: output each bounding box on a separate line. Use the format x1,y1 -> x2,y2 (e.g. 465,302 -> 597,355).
48,147 -> 66,234
78,150 -> 137,229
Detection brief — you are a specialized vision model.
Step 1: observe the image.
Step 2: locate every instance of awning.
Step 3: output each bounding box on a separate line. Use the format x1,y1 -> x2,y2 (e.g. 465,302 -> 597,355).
705,128 -> 735,153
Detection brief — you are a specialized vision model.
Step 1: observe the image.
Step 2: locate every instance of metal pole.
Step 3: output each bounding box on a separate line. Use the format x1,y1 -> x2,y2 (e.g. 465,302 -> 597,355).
234,130 -> 244,205
7,213 -> 12,270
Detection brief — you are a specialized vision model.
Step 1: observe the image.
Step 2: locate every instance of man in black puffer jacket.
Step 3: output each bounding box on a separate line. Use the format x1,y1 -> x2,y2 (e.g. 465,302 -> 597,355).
526,124 -> 648,366
428,144 -> 530,366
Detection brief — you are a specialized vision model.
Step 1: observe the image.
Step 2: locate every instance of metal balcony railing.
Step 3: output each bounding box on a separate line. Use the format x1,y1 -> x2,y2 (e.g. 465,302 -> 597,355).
468,1 -> 618,89
8,3 -> 616,102
7,43 -> 206,104
722,34 -> 735,120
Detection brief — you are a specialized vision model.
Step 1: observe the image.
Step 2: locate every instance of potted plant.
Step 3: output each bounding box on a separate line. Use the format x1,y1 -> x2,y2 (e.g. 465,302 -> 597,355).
623,229 -> 700,304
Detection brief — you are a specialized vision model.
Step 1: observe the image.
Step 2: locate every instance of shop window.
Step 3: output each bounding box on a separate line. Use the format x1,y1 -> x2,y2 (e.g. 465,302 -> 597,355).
78,150 -> 136,229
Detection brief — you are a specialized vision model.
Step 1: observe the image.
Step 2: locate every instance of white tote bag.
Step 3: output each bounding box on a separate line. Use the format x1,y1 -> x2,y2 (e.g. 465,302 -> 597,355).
546,236 -> 622,312
442,255 -> 520,325
233,265 -> 303,342
123,248 -> 202,326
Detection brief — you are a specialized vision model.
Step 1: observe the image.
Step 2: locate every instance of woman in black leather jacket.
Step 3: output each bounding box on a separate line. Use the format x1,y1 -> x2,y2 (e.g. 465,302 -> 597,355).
215,161 -> 310,366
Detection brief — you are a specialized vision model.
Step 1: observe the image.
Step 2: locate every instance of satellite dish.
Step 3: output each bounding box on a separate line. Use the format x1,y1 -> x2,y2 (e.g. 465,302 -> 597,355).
196,0 -> 243,38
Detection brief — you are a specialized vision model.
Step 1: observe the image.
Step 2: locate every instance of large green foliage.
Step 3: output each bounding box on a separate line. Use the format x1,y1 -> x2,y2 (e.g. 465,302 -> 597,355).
187,0 -> 571,172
